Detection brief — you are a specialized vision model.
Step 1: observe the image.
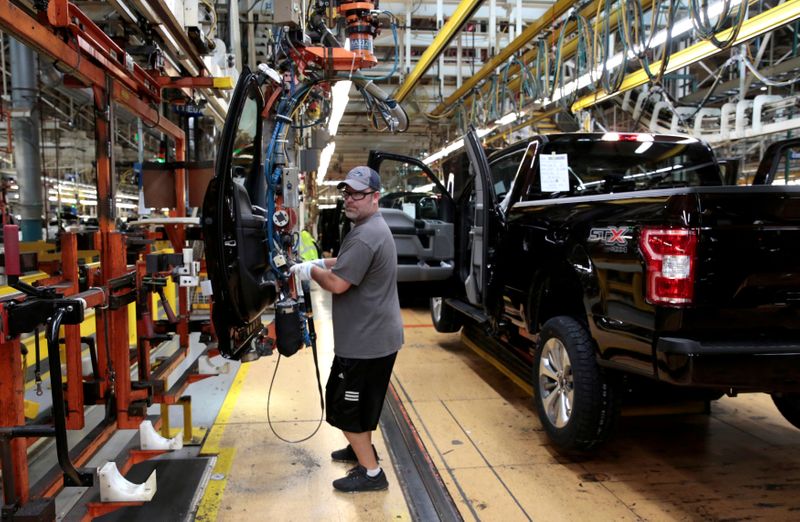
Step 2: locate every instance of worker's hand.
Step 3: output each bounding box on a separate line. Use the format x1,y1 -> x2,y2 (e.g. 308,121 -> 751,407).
290,261 -> 315,281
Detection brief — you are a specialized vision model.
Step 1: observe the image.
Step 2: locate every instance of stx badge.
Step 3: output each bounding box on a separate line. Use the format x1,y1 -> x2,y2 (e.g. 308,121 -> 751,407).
588,226 -> 633,251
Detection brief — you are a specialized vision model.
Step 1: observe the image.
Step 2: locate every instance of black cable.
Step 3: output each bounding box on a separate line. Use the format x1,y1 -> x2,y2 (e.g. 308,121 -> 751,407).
266,285 -> 324,444
34,327 -> 43,396
690,0 -> 748,49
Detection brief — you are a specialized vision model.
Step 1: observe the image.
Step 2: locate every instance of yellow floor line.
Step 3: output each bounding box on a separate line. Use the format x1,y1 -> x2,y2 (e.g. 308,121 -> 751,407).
194,447 -> 236,522
195,363 -> 249,521
200,363 -> 250,455
461,333 -> 534,396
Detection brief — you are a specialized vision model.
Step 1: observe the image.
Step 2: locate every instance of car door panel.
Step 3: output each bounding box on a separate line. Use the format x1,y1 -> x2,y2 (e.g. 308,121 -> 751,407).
464,128 -> 495,310
367,151 -> 458,296
202,67 -> 274,360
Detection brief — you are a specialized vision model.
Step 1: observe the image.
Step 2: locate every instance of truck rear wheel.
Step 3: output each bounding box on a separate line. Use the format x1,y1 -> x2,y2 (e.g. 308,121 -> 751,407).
430,297 -> 462,333
533,316 -> 619,451
771,392 -> 800,429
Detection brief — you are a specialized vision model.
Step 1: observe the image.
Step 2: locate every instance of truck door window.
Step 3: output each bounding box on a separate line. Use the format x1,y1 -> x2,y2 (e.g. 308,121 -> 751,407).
489,150 -> 525,199
376,161 -> 443,220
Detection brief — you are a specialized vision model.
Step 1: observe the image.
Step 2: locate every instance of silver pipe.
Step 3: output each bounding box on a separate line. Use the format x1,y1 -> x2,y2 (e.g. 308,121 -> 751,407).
10,38 -> 43,240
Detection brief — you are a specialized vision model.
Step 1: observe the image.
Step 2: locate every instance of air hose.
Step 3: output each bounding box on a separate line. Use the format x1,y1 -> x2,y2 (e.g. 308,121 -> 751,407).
267,281 -> 325,443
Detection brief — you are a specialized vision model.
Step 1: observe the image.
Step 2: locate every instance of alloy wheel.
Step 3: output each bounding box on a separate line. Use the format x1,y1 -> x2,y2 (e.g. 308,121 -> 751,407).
538,337 -> 575,428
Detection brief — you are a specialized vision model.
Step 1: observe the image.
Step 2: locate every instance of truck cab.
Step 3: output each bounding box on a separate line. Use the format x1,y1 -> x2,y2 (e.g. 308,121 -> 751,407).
373,130 -> 800,451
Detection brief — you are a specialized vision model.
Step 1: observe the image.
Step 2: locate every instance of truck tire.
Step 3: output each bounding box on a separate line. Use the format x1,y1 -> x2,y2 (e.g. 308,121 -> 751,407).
430,297 -> 462,333
771,393 -> 800,429
533,316 -> 619,451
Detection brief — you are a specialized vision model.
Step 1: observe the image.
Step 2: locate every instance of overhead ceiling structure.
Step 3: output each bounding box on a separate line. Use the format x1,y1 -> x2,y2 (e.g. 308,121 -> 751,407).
321,0 -> 800,184
1,0 -> 800,210
316,0 -> 557,176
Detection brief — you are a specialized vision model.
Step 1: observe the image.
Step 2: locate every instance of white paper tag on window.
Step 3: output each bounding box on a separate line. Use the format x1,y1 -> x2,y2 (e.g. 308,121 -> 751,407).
402,202 -> 416,219
540,154 -> 570,192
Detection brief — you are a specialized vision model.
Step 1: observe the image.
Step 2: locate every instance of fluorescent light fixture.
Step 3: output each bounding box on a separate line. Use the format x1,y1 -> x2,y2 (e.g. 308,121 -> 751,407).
320,180 -> 342,186
495,112 -> 518,126
413,183 -> 436,193
328,81 -> 352,137
315,80 -> 352,185
318,204 -> 338,209
49,196 -> 77,204
423,126 -> 496,165
317,142 -> 336,185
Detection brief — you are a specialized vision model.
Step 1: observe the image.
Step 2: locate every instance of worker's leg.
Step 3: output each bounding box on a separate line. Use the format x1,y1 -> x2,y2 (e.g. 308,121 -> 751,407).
343,430 -> 377,470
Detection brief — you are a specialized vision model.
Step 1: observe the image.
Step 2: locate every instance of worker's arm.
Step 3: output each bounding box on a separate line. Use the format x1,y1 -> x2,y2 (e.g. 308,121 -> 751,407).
311,266 -> 351,294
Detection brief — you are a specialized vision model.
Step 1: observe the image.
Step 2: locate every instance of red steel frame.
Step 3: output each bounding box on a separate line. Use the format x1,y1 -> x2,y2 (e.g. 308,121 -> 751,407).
0,0 -> 215,512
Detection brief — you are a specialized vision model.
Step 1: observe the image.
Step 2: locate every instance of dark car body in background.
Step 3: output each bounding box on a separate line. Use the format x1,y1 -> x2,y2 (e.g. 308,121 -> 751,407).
371,131 -> 800,451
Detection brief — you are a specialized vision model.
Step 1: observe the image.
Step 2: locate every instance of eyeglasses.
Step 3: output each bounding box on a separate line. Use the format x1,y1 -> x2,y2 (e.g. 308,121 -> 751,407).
340,190 -> 376,201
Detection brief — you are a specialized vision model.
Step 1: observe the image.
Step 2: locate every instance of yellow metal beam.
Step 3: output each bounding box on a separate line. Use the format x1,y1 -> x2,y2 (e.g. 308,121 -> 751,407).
393,0 -> 485,103
571,0 -> 800,112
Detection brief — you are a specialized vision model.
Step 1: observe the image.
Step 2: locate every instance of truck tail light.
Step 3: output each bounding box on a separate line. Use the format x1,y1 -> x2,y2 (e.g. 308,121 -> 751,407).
639,227 -> 698,305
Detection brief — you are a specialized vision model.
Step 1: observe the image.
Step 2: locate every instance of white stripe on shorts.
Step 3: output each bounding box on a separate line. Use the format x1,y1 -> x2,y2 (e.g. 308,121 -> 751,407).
344,391 -> 359,401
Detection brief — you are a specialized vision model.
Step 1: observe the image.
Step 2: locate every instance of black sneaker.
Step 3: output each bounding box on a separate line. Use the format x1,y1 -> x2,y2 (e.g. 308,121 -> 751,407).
332,465 -> 388,492
330,444 -> 379,463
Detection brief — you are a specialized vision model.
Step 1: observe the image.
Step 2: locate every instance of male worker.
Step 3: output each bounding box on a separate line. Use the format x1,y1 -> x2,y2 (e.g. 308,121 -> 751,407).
290,166 -> 403,492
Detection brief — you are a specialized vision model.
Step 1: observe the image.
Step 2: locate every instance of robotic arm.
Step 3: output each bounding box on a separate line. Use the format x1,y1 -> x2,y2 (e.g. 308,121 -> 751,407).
202,0 -> 407,360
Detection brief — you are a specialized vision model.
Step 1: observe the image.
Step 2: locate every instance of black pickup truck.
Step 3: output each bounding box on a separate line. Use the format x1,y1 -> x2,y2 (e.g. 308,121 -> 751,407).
370,131 -> 800,451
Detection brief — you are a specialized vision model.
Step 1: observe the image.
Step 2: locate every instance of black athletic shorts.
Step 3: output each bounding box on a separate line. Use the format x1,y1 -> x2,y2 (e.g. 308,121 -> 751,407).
325,352 -> 398,433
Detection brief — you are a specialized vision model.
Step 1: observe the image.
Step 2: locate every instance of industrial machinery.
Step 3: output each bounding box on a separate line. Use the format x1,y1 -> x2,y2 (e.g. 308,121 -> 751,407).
202,0 -> 407,360
0,0 -> 406,516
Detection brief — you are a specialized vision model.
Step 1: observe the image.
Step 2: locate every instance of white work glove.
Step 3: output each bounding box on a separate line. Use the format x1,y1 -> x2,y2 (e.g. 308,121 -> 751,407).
290,261 -> 315,281
311,258 -> 326,269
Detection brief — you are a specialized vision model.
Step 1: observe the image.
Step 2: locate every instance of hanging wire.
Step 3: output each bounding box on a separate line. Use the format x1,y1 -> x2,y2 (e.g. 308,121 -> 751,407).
689,0 -> 748,49
550,13 -> 595,108
594,0 -> 629,93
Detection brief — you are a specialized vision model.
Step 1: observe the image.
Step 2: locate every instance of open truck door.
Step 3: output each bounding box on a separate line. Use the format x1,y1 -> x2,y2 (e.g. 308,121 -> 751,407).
202,67 -> 276,360
367,127 -> 497,330
367,151 -> 458,299
462,127 -> 496,310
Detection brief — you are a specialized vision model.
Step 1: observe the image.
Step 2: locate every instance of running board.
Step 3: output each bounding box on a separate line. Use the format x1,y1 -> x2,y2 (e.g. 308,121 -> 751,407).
445,298 -> 488,324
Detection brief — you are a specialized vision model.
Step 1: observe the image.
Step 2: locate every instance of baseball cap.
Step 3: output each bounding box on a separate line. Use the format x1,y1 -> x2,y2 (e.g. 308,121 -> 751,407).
337,166 -> 381,192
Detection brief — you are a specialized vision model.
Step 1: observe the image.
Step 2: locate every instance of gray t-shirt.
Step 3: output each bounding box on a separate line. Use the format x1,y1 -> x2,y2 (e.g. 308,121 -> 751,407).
331,212 -> 403,358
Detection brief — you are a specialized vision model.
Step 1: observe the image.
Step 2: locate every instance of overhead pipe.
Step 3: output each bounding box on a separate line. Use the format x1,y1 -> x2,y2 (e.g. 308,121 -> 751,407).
10,38 -> 43,240
393,0 -> 484,103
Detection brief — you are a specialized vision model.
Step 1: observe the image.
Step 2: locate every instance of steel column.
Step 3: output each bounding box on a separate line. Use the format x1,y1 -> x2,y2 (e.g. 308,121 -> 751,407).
10,38 -> 42,240
404,4 -> 411,77
61,233 -> 85,430
173,135 -> 189,349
